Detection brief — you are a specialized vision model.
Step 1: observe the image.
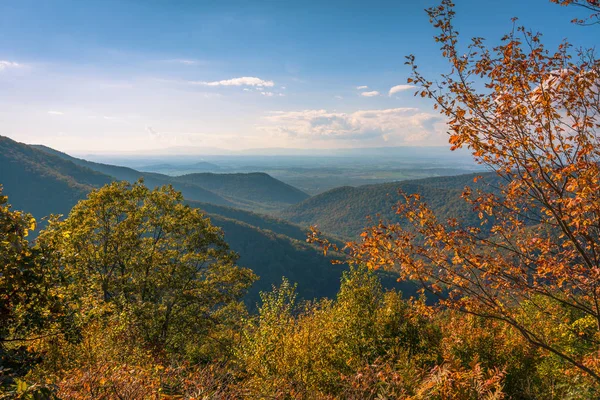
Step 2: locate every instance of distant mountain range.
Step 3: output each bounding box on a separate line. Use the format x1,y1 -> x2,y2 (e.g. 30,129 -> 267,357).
0,136 -> 367,304
31,143 -> 309,213
138,161 -> 221,175
72,145 -> 474,160
2,134 -> 491,304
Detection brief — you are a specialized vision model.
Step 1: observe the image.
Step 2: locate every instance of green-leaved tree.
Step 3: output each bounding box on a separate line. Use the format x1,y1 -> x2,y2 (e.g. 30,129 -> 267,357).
37,180 -> 256,358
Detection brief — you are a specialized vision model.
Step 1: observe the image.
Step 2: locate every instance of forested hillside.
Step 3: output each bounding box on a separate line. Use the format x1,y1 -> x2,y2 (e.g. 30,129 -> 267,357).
280,173 -> 497,238
33,144 -> 234,207
207,215 -> 344,306
205,212 -> 413,307
187,200 -> 326,242
0,137 -> 113,217
2,136 -> 355,307
34,144 -> 308,212
174,172 -> 309,211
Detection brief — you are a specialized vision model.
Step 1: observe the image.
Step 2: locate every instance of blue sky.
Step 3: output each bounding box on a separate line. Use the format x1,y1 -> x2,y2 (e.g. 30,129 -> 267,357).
0,0 -> 595,153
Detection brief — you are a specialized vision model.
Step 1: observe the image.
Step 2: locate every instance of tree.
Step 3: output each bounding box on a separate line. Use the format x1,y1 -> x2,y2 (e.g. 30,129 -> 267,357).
0,187 -> 61,384
551,0 -> 600,25
313,0 -> 600,385
37,180 -> 256,357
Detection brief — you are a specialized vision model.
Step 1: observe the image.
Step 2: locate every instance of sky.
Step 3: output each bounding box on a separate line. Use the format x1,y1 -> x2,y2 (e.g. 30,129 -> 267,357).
0,0 -> 595,153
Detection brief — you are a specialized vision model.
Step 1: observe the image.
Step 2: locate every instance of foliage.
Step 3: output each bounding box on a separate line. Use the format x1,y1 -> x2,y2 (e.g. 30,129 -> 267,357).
4,0 -> 600,397
36,180 -> 256,359
317,0 -> 600,388
236,267 -> 442,398
551,0 -> 600,24
0,186 -> 63,388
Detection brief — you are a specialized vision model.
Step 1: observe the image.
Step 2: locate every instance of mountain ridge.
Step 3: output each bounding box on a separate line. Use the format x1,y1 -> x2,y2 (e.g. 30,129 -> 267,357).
2,136 -> 358,305
32,144 -> 310,212
279,172 -> 497,239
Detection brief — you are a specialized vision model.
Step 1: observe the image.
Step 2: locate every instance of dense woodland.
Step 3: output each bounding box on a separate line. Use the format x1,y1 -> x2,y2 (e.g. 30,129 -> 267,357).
280,173 -> 496,239
3,0 -> 600,398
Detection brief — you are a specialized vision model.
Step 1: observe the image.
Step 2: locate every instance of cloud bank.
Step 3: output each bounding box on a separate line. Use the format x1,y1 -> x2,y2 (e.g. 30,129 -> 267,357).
260,107 -> 444,145
191,76 -> 274,87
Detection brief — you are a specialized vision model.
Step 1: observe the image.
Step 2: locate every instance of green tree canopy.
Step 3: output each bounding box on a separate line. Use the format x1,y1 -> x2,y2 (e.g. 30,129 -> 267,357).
1,187 -> 62,382
37,180 -> 256,356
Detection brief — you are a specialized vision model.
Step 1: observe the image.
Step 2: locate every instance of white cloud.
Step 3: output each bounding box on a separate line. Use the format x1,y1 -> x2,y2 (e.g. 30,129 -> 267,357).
334,95 -> 344,99
168,59 -> 199,65
47,111 -> 64,115
0,61 -> 21,71
261,91 -> 274,97
259,107 -> 444,145
388,84 -> 415,96
361,91 -> 380,97
356,85 -> 369,90
191,76 -> 274,87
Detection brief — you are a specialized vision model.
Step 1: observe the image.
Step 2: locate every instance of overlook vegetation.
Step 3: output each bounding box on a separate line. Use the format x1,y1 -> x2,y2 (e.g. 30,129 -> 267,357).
3,0 -> 600,398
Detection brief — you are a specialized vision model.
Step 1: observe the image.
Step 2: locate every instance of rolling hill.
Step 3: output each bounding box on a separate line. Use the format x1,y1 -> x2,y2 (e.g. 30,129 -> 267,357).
33,145 -> 308,213
0,137 -> 114,218
279,173 -> 497,239
32,144 -> 234,207
174,172 -> 309,212
1,136 -> 370,305
186,200 -> 323,243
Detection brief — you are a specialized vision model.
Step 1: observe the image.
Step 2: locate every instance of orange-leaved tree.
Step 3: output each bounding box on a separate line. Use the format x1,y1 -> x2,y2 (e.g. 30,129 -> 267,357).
312,0 -> 600,385
551,0 -> 600,25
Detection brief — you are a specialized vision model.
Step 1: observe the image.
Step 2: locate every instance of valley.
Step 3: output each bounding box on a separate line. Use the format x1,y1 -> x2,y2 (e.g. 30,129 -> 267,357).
2,135 -> 445,305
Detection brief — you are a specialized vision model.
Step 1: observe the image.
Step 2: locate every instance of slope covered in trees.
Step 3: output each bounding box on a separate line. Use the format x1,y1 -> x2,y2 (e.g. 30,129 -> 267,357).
187,200 -> 325,242
0,137 -> 113,218
207,214 -> 346,306
1,137 -> 353,307
34,144 -> 309,212
174,172 -> 309,211
280,173 -> 497,238
32,144 -> 234,207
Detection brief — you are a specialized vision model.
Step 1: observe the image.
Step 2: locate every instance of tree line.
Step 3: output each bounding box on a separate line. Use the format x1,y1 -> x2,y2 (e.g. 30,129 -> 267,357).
2,0 -> 600,398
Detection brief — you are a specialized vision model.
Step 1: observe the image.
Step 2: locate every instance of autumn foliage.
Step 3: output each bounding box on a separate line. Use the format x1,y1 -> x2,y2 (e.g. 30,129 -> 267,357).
551,0 -> 600,25
316,0 -> 600,387
3,0 -> 600,398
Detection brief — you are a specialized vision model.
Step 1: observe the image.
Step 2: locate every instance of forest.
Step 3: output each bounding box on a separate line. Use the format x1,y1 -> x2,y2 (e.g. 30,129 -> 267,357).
2,0 -> 600,398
